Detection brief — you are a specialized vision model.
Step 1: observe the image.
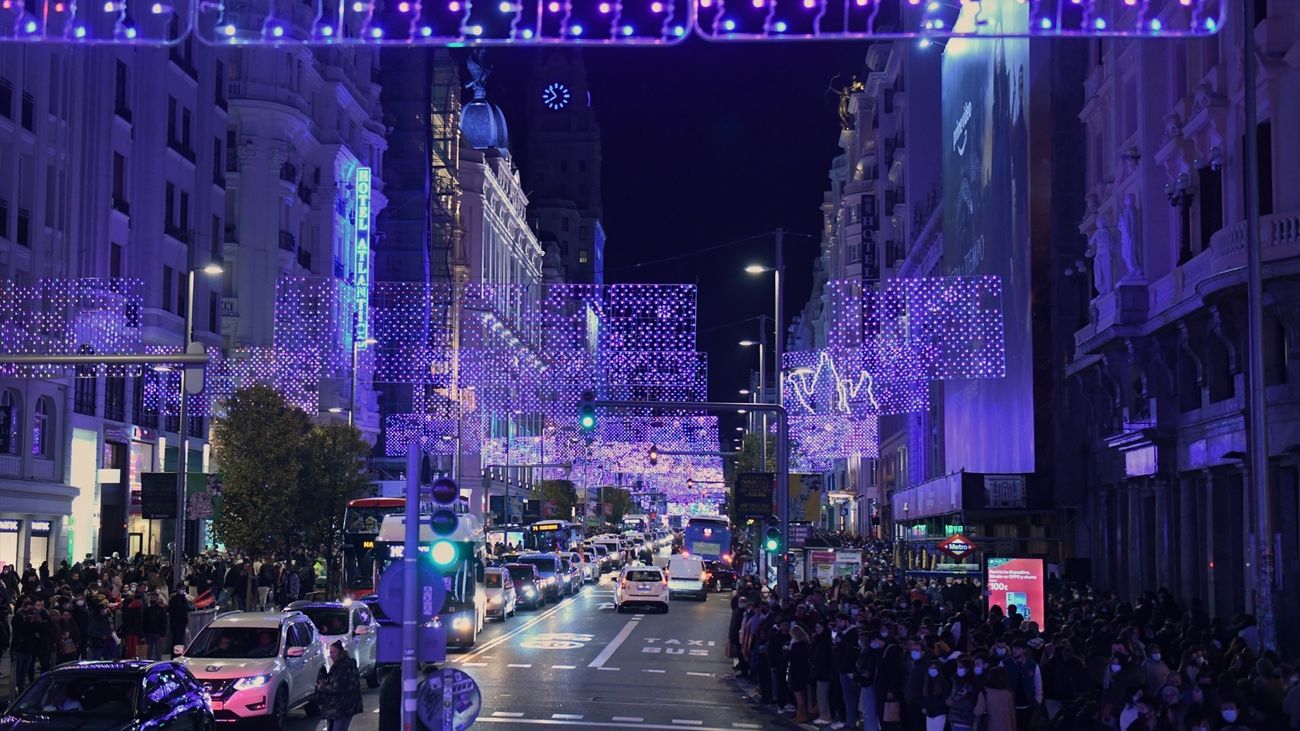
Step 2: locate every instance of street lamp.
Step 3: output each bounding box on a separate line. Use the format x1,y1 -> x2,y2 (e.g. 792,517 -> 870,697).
744,264 -> 769,275
745,228 -> 787,591
173,262 -> 222,591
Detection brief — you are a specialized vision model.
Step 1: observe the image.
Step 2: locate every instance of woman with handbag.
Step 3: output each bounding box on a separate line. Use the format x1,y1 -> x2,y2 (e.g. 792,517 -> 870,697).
921,660 -> 950,731
787,625 -> 814,724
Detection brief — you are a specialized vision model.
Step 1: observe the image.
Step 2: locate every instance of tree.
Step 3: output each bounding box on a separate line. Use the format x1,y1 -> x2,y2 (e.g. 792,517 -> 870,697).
210,385 -> 311,558
299,423 -> 372,552
602,486 -> 634,524
531,479 -> 578,519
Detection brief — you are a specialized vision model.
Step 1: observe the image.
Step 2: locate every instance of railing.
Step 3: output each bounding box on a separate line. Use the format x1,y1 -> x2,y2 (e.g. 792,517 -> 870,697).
167,138 -> 197,164
0,454 -> 19,477
1209,209 -> 1300,259
165,225 -> 191,243
31,458 -> 56,481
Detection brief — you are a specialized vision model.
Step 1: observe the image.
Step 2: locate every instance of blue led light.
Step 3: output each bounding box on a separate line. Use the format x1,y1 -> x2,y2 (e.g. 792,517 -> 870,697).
621,24 -> 633,35
73,24 -> 87,36
370,26 -> 383,37
722,17 -> 735,30
1205,17 -> 1216,31
672,24 -> 684,36
24,19 -> 37,32
1093,17 -> 1106,29
320,24 -> 334,35
520,27 -> 534,37
1038,17 -> 1050,28
420,25 -> 433,35
124,26 -> 137,37
224,23 -> 237,35
570,23 -> 583,34
271,24 -> 284,35
773,19 -> 787,31
1149,18 -> 1161,31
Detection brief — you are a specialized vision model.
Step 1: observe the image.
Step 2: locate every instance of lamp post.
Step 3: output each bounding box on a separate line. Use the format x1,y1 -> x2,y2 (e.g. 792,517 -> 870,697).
746,228 -> 786,583
173,262 -> 222,592
347,336 -> 378,428
739,315 -> 769,469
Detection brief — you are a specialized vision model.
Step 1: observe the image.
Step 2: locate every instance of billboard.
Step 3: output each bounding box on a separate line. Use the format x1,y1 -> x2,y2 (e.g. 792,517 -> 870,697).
941,0 -> 1035,474
986,556 -> 1045,630
734,472 -> 775,519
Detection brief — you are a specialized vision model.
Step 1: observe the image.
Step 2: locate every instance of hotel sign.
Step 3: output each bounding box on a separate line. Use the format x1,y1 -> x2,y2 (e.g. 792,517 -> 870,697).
354,167 -> 373,347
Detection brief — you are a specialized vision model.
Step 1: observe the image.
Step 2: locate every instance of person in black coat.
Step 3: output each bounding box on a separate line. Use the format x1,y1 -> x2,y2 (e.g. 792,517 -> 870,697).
143,592 -> 169,661
834,613 -> 861,728
874,641 -> 906,729
168,589 -> 191,655
810,622 -> 837,724
768,618 -> 792,710
787,624 -> 813,724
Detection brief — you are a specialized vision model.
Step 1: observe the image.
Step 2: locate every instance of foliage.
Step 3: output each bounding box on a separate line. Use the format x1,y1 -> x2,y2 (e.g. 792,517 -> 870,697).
531,479 -> 578,519
211,386 -> 371,558
602,486 -> 635,524
299,423 -> 373,552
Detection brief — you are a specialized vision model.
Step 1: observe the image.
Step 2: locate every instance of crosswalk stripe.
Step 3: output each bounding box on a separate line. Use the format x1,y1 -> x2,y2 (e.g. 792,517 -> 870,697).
731,724 -> 761,729
507,663 -> 532,668
552,714 -> 584,720
612,717 -> 644,723
671,720 -> 704,726
643,669 -> 666,673
491,712 -> 525,718
551,665 -> 576,669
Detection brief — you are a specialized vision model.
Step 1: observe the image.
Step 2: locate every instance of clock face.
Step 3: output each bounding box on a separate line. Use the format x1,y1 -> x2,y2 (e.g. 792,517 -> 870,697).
541,82 -> 572,111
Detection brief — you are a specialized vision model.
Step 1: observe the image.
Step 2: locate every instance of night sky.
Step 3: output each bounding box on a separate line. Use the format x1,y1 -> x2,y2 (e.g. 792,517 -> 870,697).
485,40 -> 869,436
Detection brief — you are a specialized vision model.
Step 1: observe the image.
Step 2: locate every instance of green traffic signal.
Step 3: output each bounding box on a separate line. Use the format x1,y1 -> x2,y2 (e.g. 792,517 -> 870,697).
763,527 -> 781,553
579,389 -> 596,432
580,412 -> 596,430
431,539 -> 458,567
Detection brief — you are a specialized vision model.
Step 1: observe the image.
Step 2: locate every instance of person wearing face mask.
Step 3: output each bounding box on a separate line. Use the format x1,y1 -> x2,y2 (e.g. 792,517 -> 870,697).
856,631 -> 883,731
809,621 -> 836,725
903,639 -> 935,731
832,614 -> 860,730
946,659 -> 979,731
919,661 -> 948,731
1142,643 -> 1169,697
1102,654 -> 1144,727
1218,700 -> 1250,731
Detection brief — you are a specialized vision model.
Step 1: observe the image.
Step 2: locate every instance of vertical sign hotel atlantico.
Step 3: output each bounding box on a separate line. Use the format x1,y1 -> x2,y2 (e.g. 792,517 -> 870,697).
354,167 -> 373,347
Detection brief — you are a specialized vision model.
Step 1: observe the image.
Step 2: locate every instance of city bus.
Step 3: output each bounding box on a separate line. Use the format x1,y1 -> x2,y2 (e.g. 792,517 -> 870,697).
523,520 -> 584,552
341,497 -> 404,599
621,514 -> 650,533
372,512 -> 487,650
683,515 -> 732,562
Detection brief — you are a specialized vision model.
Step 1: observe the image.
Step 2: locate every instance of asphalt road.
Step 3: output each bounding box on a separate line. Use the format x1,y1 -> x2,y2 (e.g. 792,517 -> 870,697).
283,570 -> 789,731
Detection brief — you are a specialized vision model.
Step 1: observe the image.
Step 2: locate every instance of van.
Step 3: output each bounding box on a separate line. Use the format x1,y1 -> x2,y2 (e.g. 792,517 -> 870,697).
666,555 -> 708,601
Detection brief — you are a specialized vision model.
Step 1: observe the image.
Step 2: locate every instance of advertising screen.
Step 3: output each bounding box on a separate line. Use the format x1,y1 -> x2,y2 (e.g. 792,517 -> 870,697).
941,0 -> 1035,474
986,556 -> 1046,630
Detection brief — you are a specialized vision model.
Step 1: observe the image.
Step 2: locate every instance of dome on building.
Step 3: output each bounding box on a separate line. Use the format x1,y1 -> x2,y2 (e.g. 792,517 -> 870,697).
461,99 -> 510,152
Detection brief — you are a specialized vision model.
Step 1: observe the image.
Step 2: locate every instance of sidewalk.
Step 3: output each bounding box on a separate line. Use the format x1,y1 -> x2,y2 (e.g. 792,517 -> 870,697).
729,665 -> 816,731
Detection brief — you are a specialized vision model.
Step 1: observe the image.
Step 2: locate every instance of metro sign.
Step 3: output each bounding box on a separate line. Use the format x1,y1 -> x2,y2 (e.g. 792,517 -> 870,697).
936,533 -> 977,560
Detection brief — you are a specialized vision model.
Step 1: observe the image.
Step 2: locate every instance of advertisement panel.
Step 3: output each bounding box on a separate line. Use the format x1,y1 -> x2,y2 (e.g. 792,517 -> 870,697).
734,472 -> 775,519
941,0 -> 1035,474
986,556 -> 1045,630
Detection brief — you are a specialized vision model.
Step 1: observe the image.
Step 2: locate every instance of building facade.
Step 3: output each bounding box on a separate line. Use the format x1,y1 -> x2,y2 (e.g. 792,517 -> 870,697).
1066,0 -> 1300,647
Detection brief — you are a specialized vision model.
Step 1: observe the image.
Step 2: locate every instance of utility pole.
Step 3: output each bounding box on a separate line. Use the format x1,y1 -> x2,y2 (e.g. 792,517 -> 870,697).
773,228 -> 787,594
1242,0 -> 1275,651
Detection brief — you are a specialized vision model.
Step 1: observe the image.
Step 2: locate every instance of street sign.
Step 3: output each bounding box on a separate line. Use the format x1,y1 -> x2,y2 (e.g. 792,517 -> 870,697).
140,472 -> 177,519
376,623 -> 446,665
417,668 -> 482,731
734,472 -> 774,519
788,523 -> 812,547
376,562 -> 446,623
937,533 -> 978,560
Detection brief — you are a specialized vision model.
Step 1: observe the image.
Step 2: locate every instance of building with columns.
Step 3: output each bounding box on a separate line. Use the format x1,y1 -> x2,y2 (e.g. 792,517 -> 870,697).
1065,0 -> 1300,648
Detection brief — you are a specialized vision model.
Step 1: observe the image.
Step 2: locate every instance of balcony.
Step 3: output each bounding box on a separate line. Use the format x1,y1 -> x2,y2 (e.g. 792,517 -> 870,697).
167,138 -> 197,164
168,48 -> 199,81
31,457 -> 56,481
0,454 -> 19,477
165,225 -> 191,243
297,183 -> 312,205
278,229 -> 296,251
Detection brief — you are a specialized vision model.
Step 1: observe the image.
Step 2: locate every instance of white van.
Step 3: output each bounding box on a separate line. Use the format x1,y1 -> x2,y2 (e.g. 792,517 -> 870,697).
666,555 -> 708,601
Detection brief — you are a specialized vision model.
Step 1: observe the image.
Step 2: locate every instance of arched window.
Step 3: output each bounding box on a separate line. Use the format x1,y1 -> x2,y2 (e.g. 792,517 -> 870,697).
0,390 -> 19,455
33,396 -> 53,458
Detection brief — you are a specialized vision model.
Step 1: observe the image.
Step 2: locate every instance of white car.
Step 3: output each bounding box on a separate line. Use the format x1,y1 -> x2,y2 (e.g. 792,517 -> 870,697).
174,611 -> 326,729
567,551 -> 598,583
667,555 -> 708,601
286,601 -> 380,687
615,566 -> 669,613
484,567 -> 518,621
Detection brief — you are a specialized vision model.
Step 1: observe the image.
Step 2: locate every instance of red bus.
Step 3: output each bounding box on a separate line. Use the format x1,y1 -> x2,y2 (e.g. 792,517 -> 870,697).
341,497 -> 404,598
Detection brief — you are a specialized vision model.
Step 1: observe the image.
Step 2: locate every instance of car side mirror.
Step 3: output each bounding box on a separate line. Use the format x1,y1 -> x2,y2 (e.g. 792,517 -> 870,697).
286,646 -> 306,658
173,645 -> 187,656
354,625 -> 371,636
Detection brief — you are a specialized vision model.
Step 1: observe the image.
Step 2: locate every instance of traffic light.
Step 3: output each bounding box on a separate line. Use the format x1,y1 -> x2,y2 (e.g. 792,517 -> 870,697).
579,390 -> 596,433
429,477 -> 460,568
763,526 -> 781,553
648,444 -> 659,466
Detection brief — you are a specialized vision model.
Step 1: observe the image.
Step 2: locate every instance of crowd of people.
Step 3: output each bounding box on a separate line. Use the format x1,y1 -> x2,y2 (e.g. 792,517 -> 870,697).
0,550 -> 333,698
728,546 -> 1300,731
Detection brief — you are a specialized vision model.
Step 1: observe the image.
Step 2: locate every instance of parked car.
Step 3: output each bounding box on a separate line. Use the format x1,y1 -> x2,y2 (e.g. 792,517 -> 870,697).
484,567 -> 518,620
703,560 -> 737,592
0,660 -> 213,731
173,611 -> 326,729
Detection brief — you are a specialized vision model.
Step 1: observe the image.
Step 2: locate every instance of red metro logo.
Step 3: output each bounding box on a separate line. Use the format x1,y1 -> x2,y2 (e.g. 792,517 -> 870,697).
937,533 -> 977,560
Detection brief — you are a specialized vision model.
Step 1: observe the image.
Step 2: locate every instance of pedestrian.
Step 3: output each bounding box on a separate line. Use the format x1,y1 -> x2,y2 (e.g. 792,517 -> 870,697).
144,592 -> 169,661
168,588 -> 191,655
920,660 -> 949,731
810,620 -> 836,725
946,658 -> 980,731
1002,640 -> 1041,731
318,641 -> 363,731
788,624 -> 813,724
9,598 -> 35,694
84,601 -> 116,660
832,613 -> 860,730
119,591 -> 145,659
978,666 -> 1017,731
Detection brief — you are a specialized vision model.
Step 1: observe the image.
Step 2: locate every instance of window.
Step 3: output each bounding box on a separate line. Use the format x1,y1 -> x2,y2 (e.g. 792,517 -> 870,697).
213,139 -> 223,185
105,377 -> 126,422
112,153 -> 128,212
209,292 -> 219,333
21,92 -> 33,131
1197,166 -> 1223,256
0,390 -> 18,455
44,164 -> 55,227
165,182 -> 175,229
111,243 -> 123,278
182,108 -> 192,150
214,60 -> 226,107
162,265 -> 174,313
132,374 -> 144,426
115,61 -> 128,117
16,208 -> 29,247
211,215 -> 221,260
167,96 -> 177,142
226,129 -> 238,171
47,56 -> 60,118
179,190 -> 190,232
0,78 -> 11,119
177,271 -> 186,318
32,397 -> 52,457
1256,120 -> 1273,217
578,250 -> 589,264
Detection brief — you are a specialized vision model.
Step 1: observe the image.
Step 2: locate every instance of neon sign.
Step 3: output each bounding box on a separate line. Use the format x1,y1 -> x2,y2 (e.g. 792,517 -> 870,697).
354,167 -> 373,348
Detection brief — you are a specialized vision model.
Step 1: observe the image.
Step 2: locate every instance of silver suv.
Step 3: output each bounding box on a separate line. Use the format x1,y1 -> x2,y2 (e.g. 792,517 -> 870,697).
174,611 -> 326,729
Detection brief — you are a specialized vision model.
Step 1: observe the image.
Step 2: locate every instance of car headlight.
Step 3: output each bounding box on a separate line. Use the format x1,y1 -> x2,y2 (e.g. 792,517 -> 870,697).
452,617 -> 471,632
233,674 -> 272,691
523,586 -> 536,595
488,595 -> 501,605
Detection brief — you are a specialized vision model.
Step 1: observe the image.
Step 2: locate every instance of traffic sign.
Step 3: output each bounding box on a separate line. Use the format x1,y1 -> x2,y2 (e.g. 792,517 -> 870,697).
788,523 -> 812,547
937,533 -> 978,560
140,472 -> 177,519
417,668 -> 482,731
376,562 -> 446,623
734,472 -> 774,519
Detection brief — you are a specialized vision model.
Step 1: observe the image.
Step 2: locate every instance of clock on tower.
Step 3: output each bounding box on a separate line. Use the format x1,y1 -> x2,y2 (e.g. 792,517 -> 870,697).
541,82 -> 572,111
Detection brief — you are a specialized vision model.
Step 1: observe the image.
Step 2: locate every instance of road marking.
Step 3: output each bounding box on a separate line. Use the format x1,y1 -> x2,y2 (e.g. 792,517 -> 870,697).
686,671 -> 713,677
507,663 -> 532,668
643,669 -> 666,673
453,597 -> 572,663
552,714 -> 584,720
491,711 -> 525,717
597,667 -> 620,671
551,665 -> 576,669
587,619 -> 640,668
731,724 -> 761,729
462,662 -> 488,667
671,721 -> 704,726
612,717 -> 644,723
477,719 -> 763,731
